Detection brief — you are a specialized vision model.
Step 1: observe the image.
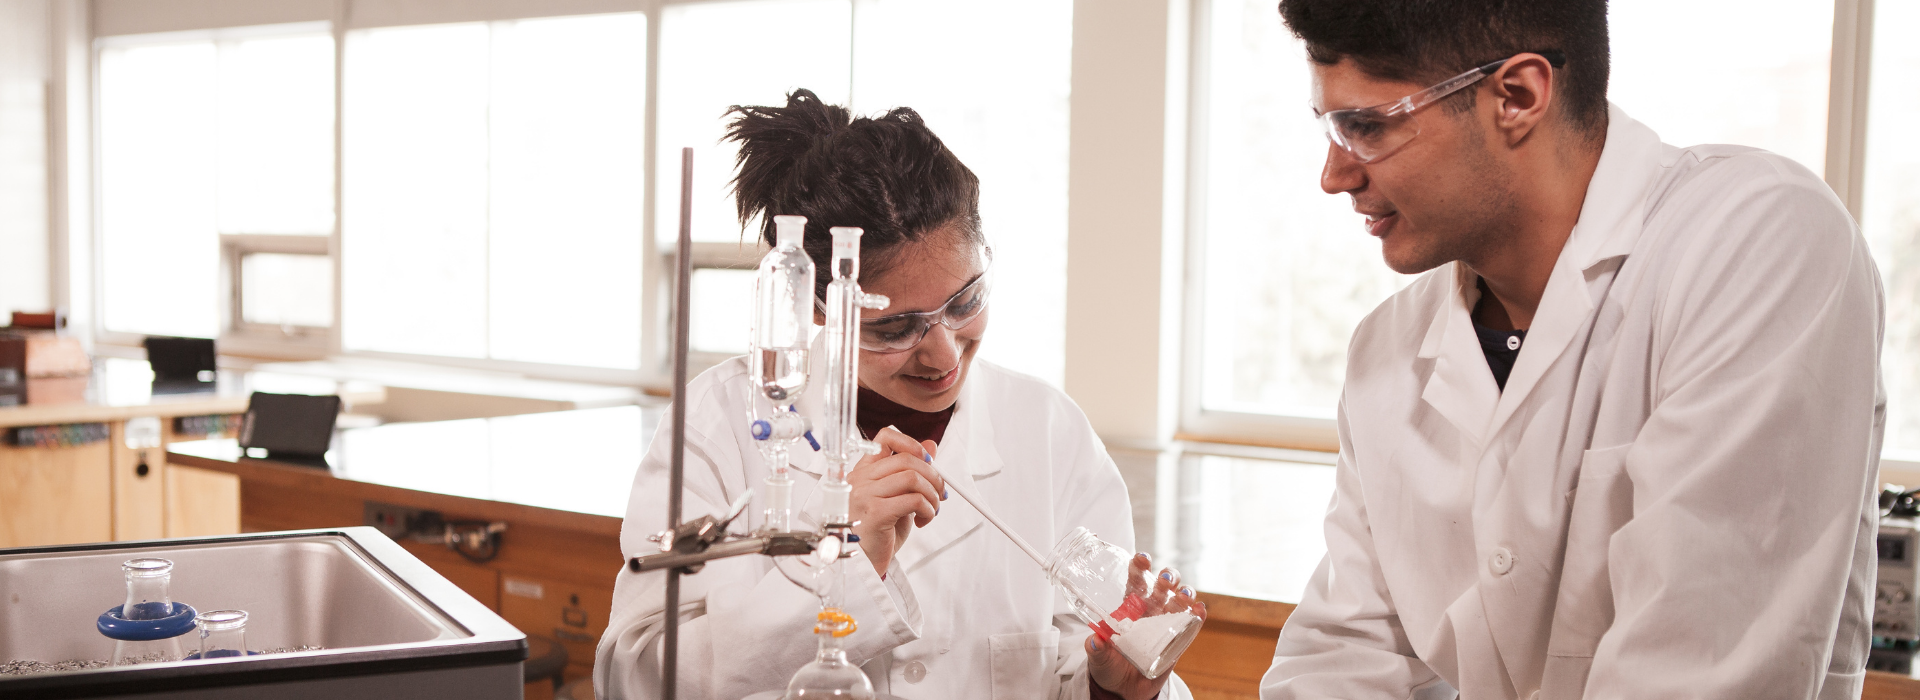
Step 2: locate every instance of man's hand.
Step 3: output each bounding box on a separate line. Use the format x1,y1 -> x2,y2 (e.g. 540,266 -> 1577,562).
848,426 -> 946,575
1088,555 -> 1208,700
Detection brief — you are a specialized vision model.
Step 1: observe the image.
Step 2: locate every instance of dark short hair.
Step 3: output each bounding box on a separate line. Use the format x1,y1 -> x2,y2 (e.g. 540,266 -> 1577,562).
726,89 -> 985,300
1277,0 -> 1609,140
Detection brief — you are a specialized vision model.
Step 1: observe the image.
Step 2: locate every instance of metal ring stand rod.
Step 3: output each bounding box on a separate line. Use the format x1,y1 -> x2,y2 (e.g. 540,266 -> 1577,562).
663,146 -> 695,700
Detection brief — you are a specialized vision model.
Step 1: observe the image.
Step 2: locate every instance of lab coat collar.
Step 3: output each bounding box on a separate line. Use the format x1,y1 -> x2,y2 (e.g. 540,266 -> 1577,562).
1488,105 -> 1662,434
1415,104 -> 1664,445
1416,264 -> 1501,446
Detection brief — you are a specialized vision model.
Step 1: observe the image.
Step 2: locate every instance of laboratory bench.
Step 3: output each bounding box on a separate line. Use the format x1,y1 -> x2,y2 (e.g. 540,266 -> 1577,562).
159,403 -> 1920,700
165,404 -> 658,693
0,357 -> 383,549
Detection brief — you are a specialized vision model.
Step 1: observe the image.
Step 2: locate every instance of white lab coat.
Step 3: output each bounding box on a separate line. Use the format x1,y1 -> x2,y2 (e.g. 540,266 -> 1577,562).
596,352 -> 1192,700
1264,105 -> 1885,700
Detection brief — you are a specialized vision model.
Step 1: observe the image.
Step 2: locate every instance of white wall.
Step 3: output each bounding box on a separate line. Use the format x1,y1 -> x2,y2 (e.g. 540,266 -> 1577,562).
0,0 -> 51,316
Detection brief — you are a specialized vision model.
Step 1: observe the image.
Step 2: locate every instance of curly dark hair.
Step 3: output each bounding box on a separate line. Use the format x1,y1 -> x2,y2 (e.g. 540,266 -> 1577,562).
1277,0 -> 1610,142
725,89 -> 985,300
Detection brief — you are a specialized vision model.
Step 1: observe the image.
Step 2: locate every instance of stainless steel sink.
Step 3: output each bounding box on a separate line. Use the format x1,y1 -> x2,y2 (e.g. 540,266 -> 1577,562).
0,527 -> 525,699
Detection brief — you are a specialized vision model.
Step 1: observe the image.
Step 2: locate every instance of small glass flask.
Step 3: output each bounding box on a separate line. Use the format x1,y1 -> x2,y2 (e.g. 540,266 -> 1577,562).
196,610 -> 250,659
111,558 -> 189,665
1046,527 -> 1203,679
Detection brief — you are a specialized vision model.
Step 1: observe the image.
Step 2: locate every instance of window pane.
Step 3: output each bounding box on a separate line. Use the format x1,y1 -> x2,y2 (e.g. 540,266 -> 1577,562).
216,34 -> 334,235
656,0 -> 850,244
852,0 -> 1072,387
101,30 -> 334,339
99,41 -> 220,338
690,268 -> 755,355
1609,0 -> 1833,173
240,253 -> 333,327
1864,0 -> 1920,456
342,23 -> 491,358
488,13 -> 647,369
1194,1 -> 1838,422
1196,1 -> 1407,417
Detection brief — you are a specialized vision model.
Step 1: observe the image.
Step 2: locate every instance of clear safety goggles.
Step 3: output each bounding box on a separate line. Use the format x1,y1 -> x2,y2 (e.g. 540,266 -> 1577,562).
1318,50 -> 1566,164
840,268 -> 992,354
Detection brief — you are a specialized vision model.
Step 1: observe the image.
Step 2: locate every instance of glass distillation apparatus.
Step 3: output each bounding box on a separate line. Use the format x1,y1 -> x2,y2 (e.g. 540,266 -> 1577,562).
749,214 -> 818,536
781,226 -> 890,699
627,216 -> 888,700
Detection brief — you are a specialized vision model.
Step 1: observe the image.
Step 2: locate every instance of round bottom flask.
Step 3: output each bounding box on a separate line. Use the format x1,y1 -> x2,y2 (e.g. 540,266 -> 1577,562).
1046,527 -> 1203,679
783,608 -> 874,699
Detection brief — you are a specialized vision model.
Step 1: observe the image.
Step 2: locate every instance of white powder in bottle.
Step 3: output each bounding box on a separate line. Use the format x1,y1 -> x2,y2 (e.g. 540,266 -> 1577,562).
1106,610 -> 1200,673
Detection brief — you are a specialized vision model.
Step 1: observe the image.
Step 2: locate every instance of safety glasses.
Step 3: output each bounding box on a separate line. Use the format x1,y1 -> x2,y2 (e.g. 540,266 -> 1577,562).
1318,50 -> 1566,163
849,268 -> 992,354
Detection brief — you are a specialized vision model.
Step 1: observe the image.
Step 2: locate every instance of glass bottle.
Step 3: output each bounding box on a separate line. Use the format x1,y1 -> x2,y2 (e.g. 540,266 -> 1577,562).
112,558 -> 190,665
783,608 -> 874,699
196,610 -> 250,659
1046,527 -> 1203,679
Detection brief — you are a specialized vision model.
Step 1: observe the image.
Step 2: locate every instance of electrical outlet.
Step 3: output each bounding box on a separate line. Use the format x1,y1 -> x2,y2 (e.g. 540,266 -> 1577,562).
364,501 -> 434,540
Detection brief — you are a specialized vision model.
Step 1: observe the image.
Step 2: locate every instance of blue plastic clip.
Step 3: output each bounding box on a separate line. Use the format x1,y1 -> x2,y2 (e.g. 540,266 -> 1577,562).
789,406 -> 821,451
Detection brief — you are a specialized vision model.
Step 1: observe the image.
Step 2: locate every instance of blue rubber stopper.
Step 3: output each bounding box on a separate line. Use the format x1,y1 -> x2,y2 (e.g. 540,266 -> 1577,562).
98,603 -> 198,642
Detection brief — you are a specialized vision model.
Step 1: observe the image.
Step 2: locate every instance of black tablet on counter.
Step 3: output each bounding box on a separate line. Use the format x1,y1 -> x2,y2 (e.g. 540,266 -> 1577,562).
238,392 -> 340,461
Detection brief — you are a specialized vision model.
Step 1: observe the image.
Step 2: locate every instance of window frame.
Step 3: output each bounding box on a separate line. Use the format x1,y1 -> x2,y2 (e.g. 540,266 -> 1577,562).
89,19 -> 340,359
1177,0 -> 1886,455
85,1 -> 706,387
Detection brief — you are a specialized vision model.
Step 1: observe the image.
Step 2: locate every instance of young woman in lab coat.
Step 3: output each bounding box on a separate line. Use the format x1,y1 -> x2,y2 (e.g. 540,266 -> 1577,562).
595,89 -> 1205,700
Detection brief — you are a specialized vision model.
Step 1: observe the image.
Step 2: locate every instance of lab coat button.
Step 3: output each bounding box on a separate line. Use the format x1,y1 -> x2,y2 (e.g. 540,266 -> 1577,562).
1488,548 -> 1515,575
1507,335 -> 1521,350
903,660 -> 926,684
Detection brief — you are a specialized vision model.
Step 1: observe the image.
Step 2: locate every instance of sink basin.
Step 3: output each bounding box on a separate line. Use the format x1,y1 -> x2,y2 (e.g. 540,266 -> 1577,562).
0,527 -> 525,699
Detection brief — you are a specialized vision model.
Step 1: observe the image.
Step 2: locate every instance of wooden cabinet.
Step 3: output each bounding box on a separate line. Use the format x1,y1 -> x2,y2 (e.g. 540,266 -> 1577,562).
0,416 -> 243,548
110,421 -> 167,540
0,440 -> 113,547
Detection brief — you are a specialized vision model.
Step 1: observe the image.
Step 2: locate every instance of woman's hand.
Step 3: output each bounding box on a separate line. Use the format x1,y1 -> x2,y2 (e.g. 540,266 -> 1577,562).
1087,556 -> 1208,700
848,426 -> 946,576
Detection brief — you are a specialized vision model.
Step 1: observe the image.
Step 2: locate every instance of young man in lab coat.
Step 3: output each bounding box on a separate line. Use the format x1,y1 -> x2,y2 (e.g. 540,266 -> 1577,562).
1262,2 -> 1886,699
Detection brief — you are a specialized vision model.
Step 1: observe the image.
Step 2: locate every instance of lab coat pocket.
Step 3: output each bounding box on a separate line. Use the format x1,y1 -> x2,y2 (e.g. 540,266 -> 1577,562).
989,628 -> 1060,700
1546,443 -> 1633,659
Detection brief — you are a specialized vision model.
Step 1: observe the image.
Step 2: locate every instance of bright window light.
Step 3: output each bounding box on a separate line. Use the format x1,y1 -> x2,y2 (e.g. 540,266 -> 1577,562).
655,0 -> 850,245
343,14 -> 647,368
488,13 -> 647,369
342,22 -> 492,359
1609,0 -> 1833,173
690,268 -> 755,355
1197,1 -> 1407,418
1863,0 -> 1920,457
852,0 -> 1073,387
240,253 -> 333,328
99,28 -> 333,339
1194,0 -> 1838,420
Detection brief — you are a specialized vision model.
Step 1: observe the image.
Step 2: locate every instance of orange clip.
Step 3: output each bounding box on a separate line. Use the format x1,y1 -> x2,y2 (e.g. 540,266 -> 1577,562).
814,607 -> 858,637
